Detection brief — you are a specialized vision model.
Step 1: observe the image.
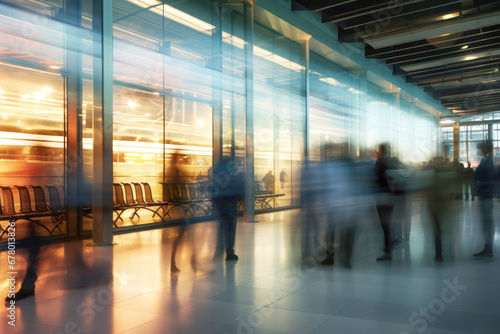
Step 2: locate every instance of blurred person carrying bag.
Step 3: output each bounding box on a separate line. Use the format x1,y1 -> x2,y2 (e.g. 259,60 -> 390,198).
385,161 -> 434,194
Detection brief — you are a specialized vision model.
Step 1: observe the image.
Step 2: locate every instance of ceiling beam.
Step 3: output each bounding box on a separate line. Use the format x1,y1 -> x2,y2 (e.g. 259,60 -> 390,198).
366,24 -> 500,58
339,1 -> 460,30
323,0 -> 427,24
433,82 -> 500,97
407,67 -> 500,83
358,11 -> 500,48
292,0 -> 356,12
387,41 -> 500,66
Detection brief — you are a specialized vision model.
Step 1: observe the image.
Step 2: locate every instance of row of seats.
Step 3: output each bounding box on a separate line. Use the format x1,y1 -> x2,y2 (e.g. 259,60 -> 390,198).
0,185 -> 65,237
0,181 -> 286,237
112,181 -> 285,225
112,182 -> 171,226
112,182 -> 213,225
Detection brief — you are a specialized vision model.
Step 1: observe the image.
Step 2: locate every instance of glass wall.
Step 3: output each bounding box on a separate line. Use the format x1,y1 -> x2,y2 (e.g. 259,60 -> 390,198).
111,0 -> 214,225
441,113 -> 500,166
253,23 -> 305,207
441,126 -> 454,161
366,84 -> 437,163
459,125 -> 488,167
0,0 -> 441,241
0,1 -> 67,237
309,52 -> 364,160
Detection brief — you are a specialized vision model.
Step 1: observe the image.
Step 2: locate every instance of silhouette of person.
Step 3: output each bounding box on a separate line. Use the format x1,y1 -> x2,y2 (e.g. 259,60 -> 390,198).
280,169 -> 287,189
169,151 -> 193,273
425,157 -> 453,262
261,170 -> 275,193
464,161 -> 475,200
374,143 -> 402,261
212,158 -> 244,261
473,140 -> 496,257
320,143 -> 357,268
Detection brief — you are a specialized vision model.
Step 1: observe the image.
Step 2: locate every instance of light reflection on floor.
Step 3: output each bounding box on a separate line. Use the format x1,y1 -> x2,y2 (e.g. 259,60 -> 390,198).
0,199 -> 499,334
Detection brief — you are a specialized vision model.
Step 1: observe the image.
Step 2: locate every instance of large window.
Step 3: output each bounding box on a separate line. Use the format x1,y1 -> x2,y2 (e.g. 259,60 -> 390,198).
0,1 -> 67,237
253,23 -> 305,207
112,0 -> 214,225
460,125 -> 489,167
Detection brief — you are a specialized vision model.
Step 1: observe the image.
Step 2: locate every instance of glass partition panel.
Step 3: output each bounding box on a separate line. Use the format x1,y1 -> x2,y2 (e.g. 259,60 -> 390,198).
309,99 -> 345,161
0,1 -> 66,239
253,23 -> 304,209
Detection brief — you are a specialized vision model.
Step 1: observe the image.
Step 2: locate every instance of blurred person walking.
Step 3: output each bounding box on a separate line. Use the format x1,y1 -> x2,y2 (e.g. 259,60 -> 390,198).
425,157 -> 454,262
299,158 -> 325,265
320,143 -> 358,268
5,224 -> 40,302
473,140 -> 496,258
212,158 -> 244,261
168,150 -> 194,273
464,161 -> 475,200
374,143 -> 404,261
261,170 -> 275,193
280,169 -> 287,189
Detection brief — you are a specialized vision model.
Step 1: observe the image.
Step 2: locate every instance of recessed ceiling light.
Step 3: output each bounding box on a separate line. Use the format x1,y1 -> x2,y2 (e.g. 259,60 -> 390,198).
464,56 -> 477,61
461,45 -> 468,50
441,13 -> 459,20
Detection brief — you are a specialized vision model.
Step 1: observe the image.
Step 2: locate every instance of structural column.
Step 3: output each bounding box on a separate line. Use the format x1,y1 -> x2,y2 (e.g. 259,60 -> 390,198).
435,116 -> 441,157
212,1 -> 223,167
453,123 -> 460,161
244,1 -> 255,221
393,91 -> 400,156
357,71 -> 368,160
300,38 -> 310,162
92,0 -> 114,245
65,0 -> 83,237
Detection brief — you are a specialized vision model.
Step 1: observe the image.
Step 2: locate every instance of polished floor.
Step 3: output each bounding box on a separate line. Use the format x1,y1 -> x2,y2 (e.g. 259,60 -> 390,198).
1,198 -> 499,334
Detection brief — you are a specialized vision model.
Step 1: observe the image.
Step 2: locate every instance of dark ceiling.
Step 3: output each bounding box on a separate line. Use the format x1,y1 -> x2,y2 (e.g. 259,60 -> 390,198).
292,0 -> 500,115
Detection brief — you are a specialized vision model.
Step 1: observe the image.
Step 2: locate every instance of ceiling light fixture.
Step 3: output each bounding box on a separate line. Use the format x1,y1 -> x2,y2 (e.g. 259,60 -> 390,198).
464,55 -> 478,61
460,45 -> 468,50
441,13 -> 459,20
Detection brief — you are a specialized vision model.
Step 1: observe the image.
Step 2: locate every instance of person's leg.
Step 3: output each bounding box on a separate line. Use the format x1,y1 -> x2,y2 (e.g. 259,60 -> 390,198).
428,203 -> 443,261
20,242 -> 40,291
321,209 -> 336,265
433,213 -> 443,261
301,206 -> 320,261
378,205 -> 393,253
376,204 -> 393,260
213,198 -> 227,259
7,227 -> 41,302
225,200 -> 237,257
481,198 -> 494,253
342,225 -> 355,267
170,225 -> 186,272
402,198 -> 411,242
